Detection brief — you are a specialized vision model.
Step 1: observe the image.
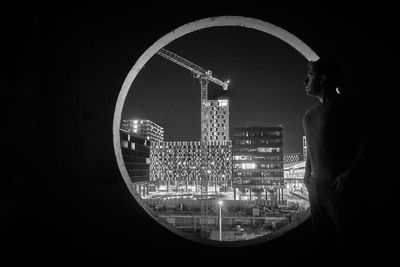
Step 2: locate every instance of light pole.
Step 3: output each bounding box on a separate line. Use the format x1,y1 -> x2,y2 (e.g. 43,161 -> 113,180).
207,169 -> 211,194
218,200 -> 223,241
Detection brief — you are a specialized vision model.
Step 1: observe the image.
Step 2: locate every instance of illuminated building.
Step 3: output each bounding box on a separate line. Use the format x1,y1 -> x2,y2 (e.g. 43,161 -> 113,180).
284,160 -> 307,194
150,141 -> 232,193
231,126 -> 284,202
120,128 -> 151,197
121,119 -> 164,142
121,119 -> 164,194
303,135 -> 307,160
283,153 -> 304,164
202,99 -> 229,142
147,98 -> 230,193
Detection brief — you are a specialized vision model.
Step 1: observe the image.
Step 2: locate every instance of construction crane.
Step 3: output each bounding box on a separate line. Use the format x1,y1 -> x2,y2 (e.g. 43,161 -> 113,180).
156,48 -> 229,239
156,48 -> 229,99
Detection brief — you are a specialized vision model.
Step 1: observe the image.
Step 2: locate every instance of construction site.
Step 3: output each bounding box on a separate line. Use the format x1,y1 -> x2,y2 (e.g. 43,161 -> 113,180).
121,48 -> 309,241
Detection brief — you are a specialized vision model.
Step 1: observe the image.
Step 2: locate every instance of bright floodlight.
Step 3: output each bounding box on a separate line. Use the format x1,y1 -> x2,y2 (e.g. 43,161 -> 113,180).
218,200 -> 223,205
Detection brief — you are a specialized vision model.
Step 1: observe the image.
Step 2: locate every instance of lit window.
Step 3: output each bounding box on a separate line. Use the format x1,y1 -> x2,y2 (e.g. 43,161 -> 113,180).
218,100 -> 228,106
122,140 -> 128,148
258,147 -> 272,153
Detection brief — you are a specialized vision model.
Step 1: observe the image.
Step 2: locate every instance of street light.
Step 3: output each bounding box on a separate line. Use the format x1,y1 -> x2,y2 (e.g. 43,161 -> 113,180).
207,170 -> 211,194
218,200 -> 223,241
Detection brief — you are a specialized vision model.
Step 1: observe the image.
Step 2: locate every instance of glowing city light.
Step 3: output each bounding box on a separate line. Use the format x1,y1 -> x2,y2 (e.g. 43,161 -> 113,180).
218,99 -> 228,106
241,163 -> 256,169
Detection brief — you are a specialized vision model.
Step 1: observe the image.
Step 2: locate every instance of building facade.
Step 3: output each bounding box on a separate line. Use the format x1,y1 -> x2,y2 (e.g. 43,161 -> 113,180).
303,135 -> 307,160
284,160 -> 307,194
283,152 -> 304,164
150,140 -> 232,193
231,126 -> 284,201
120,128 -> 151,197
201,99 -> 229,142
121,119 -> 164,142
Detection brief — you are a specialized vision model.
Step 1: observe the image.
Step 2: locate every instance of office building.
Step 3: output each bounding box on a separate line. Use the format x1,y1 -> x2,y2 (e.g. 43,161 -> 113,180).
121,119 -> 164,142
231,126 -> 284,202
284,160 -> 306,192
121,119 -> 164,195
120,128 -> 151,197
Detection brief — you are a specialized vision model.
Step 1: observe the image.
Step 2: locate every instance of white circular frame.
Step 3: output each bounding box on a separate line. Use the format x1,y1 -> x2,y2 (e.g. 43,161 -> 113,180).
113,16 -> 319,247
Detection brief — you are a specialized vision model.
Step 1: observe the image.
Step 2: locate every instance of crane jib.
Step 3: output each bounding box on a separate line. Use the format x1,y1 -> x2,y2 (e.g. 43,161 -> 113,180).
156,48 -> 229,90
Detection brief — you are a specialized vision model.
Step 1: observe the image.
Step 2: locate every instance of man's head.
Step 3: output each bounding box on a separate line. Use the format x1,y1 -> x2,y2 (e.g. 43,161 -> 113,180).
304,58 -> 341,97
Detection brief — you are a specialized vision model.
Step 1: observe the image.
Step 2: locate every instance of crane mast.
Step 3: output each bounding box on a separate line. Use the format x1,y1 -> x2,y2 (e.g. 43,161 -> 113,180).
156,48 -> 229,239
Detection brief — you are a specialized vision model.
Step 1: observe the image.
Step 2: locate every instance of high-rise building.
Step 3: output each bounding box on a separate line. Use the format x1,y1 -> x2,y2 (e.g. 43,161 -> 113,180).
231,126 -> 284,202
121,119 -> 164,142
201,99 -> 229,142
150,140 -> 232,192
120,128 -> 151,197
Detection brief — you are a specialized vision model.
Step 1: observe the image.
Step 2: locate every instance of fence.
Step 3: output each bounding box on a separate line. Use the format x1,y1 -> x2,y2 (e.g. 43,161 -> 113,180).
145,198 -> 287,209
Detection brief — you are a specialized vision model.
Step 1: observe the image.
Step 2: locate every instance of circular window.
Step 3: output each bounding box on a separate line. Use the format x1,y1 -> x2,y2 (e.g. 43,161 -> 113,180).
113,16 -> 318,246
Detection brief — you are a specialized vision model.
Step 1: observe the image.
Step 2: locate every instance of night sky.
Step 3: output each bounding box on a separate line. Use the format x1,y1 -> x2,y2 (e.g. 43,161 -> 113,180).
122,26 -> 316,154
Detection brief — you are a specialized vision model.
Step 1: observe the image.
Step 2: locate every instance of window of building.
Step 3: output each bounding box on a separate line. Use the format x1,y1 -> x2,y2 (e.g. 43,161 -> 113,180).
122,140 -> 128,148
241,163 -> 256,169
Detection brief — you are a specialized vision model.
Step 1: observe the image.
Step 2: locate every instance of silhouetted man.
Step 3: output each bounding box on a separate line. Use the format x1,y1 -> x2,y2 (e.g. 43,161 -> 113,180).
303,59 -> 368,261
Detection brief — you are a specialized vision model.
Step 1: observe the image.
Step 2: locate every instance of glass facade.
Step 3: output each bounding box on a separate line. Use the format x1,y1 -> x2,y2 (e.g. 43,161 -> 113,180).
120,129 -> 151,184
231,127 -> 284,199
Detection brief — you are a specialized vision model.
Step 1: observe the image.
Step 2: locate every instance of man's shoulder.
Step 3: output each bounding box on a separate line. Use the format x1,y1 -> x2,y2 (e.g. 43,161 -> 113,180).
303,104 -> 320,125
